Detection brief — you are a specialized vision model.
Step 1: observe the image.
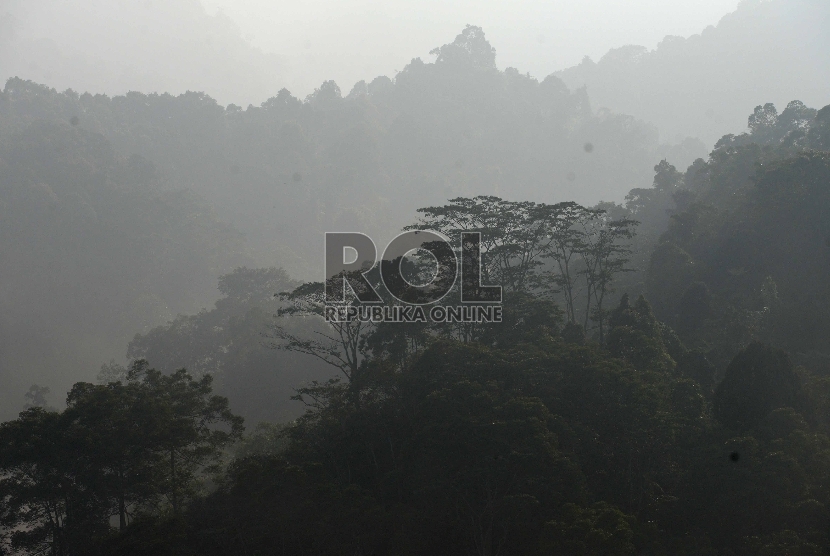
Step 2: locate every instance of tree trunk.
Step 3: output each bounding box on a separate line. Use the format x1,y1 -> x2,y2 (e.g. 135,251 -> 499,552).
119,494 -> 127,531
119,468 -> 127,530
171,449 -> 178,513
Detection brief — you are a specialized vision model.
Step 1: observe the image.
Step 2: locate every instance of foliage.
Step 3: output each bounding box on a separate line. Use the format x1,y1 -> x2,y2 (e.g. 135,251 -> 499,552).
127,267 -> 329,424
644,100 -> 830,368
714,342 -> 806,432
3,32 -> 830,555
0,363 -> 243,554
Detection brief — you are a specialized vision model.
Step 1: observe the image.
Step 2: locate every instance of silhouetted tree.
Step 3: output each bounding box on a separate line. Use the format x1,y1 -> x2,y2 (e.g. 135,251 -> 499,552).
714,342 -> 805,431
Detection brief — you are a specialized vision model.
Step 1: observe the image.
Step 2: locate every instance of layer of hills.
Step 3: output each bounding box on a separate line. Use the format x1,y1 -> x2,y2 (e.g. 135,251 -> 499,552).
0,10 -> 828,426
2,93 -> 830,556
2,0 -> 828,145
556,0 -> 830,144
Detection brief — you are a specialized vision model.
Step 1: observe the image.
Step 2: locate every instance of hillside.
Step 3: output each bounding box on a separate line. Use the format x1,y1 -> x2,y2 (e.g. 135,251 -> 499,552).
556,0 -> 830,145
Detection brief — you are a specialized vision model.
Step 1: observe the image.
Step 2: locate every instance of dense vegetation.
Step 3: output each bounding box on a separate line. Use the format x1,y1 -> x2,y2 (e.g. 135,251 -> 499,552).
0,25 -> 707,277
3,93 -> 830,554
556,0 -> 830,145
0,26 -> 705,422
0,114 -> 250,419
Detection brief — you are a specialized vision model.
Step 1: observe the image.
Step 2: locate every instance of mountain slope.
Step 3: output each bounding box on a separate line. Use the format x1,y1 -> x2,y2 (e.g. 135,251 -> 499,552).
0,0 -> 287,106
556,0 -> 830,145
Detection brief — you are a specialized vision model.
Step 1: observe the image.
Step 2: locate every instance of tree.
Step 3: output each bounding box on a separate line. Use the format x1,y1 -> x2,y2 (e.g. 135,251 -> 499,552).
539,502 -> 637,556
430,25 -> 497,70
63,380 -> 160,531
807,105 -> 830,150
0,361 -> 243,555
0,408 -> 95,556
624,160 -> 684,248
539,202 -> 597,324
410,196 -> 551,294
747,103 -> 779,143
271,281 -> 372,381
675,282 -> 713,333
23,384 -> 53,410
305,80 -> 343,109
128,267 -> 308,424
127,362 -> 244,513
714,342 -> 805,431
606,294 -> 675,373
579,213 -> 637,342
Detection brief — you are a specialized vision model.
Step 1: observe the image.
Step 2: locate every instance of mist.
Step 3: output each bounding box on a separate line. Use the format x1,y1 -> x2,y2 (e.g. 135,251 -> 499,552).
1,0 -> 830,554
199,0 -> 742,100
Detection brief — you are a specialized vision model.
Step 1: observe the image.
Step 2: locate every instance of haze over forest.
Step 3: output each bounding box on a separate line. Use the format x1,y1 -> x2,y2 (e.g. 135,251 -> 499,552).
2,0 -> 828,143
1,1 -> 830,554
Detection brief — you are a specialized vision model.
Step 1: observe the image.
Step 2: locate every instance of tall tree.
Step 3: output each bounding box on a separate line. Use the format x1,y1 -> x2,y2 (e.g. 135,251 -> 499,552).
579,213 -> 638,342
65,382 -> 148,531
538,201 -> 597,324
714,342 -> 805,432
128,362 -> 244,513
271,281 -> 372,381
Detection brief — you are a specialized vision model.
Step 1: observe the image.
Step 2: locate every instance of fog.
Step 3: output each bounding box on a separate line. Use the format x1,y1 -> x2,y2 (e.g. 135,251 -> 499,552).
4,0 -> 828,146
3,0 -> 741,105
1,1 -> 830,553
199,0 -> 742,100
0,0 -> 827,423
0,0 -> 288,107
556,0 -> 830,144
0,0 -> 827,422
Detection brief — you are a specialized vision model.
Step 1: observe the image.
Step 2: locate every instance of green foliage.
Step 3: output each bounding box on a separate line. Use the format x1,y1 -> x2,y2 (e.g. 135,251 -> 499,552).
539,502 -> 638,556
0,26 -> 701,420
0,408 -> 111,555
0,35 -> 669,281
0,363 -> 243,554
4,80 -> 830,556
607,294 -> 675,373
808,105 -> 830,150
714,342 -> 805,432
406,196 -> 636,339
0,111 -> 250,420
561,321 -> 587,345
136,337 -> 685,555
267,195 -> 637,388
429,25 -> 497,70
643,101 -> 830,367
125,363 -> 245,512
128,267 -> 326,423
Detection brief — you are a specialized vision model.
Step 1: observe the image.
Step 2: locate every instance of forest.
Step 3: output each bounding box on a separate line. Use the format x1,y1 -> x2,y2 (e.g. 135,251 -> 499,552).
1,12 -> 830,556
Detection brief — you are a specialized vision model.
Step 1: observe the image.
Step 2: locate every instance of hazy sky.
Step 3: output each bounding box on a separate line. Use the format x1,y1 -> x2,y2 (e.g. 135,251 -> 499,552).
201,0 -> 742,96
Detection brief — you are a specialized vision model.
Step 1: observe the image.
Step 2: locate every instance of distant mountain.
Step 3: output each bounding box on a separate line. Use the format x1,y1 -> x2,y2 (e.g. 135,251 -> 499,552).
0,25 -> 710,420
1,22 -> 706,282
556,0 -> 830,145
0,87 -> 251,421
0,0 -> 287,106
